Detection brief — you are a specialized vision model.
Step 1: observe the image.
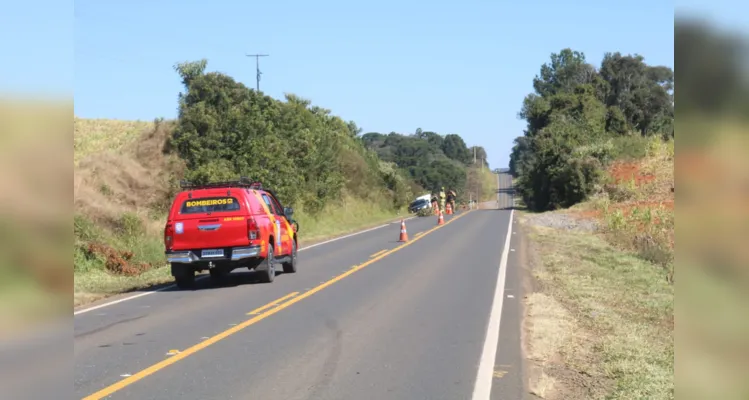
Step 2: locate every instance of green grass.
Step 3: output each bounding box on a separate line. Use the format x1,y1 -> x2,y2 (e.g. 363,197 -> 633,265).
74,213 -> 171,306
526,223 -> 673,399
295,196 -> 407,244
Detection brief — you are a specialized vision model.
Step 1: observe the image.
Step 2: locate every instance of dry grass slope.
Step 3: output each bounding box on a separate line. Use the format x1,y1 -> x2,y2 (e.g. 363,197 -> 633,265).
74,118 -> 185,305
74,118 -> 156,165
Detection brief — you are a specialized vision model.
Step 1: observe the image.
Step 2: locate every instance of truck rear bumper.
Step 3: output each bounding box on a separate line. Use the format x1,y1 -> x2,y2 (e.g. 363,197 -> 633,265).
166,245 -> 261,264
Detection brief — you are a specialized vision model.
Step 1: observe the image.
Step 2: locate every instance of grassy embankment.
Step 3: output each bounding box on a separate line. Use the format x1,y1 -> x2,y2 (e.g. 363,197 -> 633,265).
73,118 -> 414,306
520,136 -> 674,399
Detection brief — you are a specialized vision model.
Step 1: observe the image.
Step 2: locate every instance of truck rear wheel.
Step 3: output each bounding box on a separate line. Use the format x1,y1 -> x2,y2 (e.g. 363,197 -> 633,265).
258,244 -> 276,283
171,264 -> 195,289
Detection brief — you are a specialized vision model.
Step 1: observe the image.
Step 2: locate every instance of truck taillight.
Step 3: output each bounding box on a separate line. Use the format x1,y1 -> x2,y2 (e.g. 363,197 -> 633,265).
247,217 -> 260,240
164,223 -> 174,250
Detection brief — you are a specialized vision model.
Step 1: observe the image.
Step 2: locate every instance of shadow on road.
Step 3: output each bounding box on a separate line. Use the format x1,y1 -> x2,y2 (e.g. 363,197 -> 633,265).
108,269 -> 290,298
499,205 -> 527,211
184,270 -> 292,291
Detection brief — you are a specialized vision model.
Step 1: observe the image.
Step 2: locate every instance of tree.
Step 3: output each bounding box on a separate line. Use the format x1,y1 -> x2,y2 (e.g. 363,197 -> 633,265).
174,59 -> 207,88
362,130 -> 487,196
441,134 -> 471,164
532,49 -> 599,97
469,146 -> 489,167
599,52 -> 674,135
509,48 -> 674,210
346,120 -> 362,137
169,60 -> 417,214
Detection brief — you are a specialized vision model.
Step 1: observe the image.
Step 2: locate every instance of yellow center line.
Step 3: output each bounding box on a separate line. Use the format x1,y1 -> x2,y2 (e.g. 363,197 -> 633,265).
246,292 -> 299,315
370,249 -> 388,258
82,210 -> 474,400
414,231 -> 425,238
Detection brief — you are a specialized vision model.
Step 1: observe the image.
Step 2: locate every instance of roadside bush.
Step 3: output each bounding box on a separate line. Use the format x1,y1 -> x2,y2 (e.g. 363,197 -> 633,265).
518,114 -> 608,210
416,207 -> 433,217
608,135 -> 652,160
115,212 -> 144,238
603,205 -> 674,280
604,178 -> 639,202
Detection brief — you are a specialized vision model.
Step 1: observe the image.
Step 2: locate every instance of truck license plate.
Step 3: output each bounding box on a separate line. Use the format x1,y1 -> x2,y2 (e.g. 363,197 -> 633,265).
201,249 -> 224,258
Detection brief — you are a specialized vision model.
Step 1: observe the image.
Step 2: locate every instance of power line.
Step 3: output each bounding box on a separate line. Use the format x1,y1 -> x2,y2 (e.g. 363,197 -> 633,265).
245,54 -> 269,92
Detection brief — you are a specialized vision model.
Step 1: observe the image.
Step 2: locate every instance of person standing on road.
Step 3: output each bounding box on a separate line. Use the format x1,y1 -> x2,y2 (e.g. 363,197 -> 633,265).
430,190 -> 439,212
446,189 -> 456,211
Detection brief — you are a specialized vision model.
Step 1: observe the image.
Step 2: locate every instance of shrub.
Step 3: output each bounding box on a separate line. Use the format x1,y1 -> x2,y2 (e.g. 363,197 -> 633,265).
416,207 -> 433,217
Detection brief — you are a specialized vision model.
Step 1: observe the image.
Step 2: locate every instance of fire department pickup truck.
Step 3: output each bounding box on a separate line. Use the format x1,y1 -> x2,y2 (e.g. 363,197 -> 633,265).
163,178 -> 299,289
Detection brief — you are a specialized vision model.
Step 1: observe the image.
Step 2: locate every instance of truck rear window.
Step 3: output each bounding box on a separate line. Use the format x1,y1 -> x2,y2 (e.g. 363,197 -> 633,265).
180,197 -> 241,214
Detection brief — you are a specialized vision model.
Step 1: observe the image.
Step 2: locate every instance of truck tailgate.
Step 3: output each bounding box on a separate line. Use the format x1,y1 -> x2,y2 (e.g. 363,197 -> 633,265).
171,216 -> 249,250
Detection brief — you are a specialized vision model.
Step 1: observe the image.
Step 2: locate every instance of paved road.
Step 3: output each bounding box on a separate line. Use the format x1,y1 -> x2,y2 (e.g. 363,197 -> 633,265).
75,172 -> 525,400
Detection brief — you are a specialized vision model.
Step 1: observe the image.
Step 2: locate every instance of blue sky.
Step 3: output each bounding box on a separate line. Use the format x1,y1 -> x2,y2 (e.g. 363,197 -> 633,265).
67,0 -> 674,167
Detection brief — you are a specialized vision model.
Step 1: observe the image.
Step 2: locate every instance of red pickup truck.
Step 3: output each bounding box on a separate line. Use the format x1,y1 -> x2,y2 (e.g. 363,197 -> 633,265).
163,178 -> 298,289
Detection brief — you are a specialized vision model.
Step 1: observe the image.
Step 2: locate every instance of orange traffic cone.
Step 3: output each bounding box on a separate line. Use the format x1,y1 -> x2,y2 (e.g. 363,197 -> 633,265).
398,219 -> 409,242
446,203 -> 453,215
437,210 -> 445,225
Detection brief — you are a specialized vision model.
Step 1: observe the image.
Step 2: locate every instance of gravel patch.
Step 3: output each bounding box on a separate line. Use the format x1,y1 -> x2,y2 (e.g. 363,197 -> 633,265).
523,212 -> 599,233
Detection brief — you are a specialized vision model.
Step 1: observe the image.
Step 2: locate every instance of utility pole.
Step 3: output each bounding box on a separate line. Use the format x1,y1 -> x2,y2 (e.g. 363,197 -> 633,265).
496,169 -> 500,209
477,167 -> 481,207
246,54 -> 269,92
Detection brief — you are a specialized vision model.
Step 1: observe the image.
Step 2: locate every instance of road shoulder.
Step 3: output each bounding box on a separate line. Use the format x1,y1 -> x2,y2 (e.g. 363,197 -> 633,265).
518,210 -> 674,400
486,210 -> 533,400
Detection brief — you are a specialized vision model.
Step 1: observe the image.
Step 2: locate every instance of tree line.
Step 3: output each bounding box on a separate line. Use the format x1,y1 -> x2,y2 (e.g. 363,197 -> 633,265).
509,48 -> 674,211
361,129 -> 489,195
169,60 -> 489,215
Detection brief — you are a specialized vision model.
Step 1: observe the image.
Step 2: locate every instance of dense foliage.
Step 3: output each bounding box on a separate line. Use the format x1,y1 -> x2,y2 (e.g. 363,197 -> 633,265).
169,60 -> 488,214
361,128 -> 489,194
509,49 -> 674,211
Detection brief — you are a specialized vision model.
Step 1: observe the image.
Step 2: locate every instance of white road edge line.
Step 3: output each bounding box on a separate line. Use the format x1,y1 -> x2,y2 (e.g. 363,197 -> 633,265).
73,216 -> 416,316
471,209 -> 514,400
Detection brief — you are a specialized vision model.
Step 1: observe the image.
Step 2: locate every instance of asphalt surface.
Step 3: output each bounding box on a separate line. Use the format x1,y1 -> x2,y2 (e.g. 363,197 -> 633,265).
74,172 -> 525,400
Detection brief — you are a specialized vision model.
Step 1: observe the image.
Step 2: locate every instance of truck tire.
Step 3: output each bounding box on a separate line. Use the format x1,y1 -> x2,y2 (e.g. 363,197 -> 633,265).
172,264 -> 195,289
282,240 -> 297,274
258,244 -> 276,283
